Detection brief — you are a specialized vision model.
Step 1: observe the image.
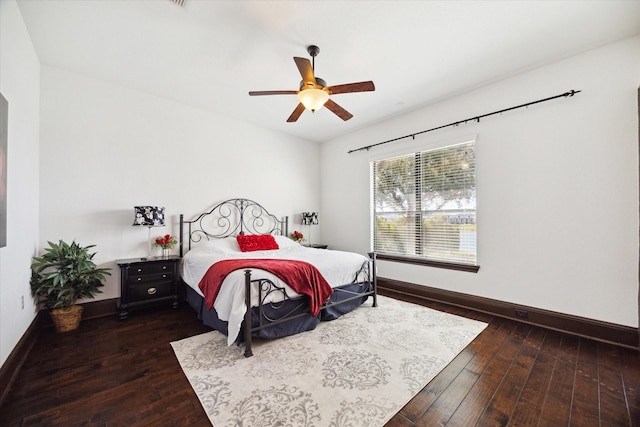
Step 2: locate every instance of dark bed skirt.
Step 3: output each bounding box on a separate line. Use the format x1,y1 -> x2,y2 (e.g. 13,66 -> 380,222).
182,281 -> 371,342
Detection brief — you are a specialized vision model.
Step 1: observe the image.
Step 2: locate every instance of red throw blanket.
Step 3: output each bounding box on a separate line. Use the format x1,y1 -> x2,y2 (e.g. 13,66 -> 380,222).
198,259 -> 334,317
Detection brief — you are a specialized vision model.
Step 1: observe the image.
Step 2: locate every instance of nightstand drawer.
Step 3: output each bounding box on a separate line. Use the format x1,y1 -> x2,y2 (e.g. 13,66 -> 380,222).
128,280 -> 174,302
129,262 -> 174,276
126,271 -> 172,285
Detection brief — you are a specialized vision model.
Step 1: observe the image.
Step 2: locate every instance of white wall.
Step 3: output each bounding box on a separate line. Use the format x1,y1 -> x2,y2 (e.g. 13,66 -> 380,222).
39,66 -> 320,301
1,2 -> 637,371
321,36 -> 640,328
0,0 -> 41,367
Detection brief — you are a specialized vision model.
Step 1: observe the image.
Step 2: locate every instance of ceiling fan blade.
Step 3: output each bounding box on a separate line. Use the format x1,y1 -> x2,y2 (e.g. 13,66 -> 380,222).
249,90 -> 297,96
294,57 -> 316,85
324,99 -> 353,121
327,81 -> 375,95
287,103 -> 306,122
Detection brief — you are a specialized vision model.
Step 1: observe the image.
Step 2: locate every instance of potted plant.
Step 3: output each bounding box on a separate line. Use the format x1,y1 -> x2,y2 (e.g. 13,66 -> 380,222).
30,240 -> 111,332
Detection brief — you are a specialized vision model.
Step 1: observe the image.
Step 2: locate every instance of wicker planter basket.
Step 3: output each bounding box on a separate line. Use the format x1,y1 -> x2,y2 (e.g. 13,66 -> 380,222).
50,305 -> 83,333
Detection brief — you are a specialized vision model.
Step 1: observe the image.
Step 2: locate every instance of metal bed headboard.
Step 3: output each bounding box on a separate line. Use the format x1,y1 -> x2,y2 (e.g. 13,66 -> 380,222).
179,198 -> 289,256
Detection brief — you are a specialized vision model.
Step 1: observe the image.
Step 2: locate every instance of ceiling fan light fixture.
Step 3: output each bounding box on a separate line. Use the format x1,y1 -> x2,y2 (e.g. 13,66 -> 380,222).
297,88 -> 329,112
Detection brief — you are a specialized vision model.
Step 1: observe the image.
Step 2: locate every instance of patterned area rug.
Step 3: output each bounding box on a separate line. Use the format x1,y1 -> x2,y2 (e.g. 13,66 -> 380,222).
171,295 -> 487,426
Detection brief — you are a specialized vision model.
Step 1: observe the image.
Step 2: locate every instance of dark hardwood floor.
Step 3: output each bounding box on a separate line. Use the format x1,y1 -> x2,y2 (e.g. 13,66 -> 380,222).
1,293 -> 638,426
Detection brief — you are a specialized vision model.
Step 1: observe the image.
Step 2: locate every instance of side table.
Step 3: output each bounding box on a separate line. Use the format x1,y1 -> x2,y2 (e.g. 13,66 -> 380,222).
116,256 -> 180,319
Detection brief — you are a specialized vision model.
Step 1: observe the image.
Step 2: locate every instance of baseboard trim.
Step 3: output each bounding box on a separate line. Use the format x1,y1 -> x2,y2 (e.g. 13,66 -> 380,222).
378,277 -> 639,350
0,315 -> 40,408
81,298 -> 119,319
37,298 -> 119,328
0,298 -> 119,406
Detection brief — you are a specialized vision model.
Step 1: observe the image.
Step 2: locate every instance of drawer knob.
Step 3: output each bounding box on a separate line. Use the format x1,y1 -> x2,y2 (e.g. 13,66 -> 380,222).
162,274 -> 167,278
147,287 -> 157,295
137,268 -> 142,272
137,277 -> 142,281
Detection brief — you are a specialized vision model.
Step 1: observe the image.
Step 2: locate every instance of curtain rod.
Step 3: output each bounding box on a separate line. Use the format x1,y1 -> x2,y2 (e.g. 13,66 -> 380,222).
347,89 -> 581,154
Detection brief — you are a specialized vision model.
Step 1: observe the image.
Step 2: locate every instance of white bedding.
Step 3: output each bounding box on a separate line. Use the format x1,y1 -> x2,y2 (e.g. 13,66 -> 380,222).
180,235 -> 370,345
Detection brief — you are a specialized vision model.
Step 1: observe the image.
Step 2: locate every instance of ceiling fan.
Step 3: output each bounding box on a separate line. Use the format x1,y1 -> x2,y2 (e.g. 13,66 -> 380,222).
248,45 -> 375,122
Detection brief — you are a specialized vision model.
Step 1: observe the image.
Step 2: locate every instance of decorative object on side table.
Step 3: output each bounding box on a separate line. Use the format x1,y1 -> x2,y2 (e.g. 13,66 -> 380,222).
132,206 -> 165,258
301,211 -> 318,244
290,230 -> 304,243
30,240 -> 111,332
116,256 -> 180,319
154,233 -> 177,258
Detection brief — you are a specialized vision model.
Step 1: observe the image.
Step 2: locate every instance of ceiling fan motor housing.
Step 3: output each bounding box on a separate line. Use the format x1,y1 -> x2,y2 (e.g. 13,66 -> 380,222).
300,77 -> 327,91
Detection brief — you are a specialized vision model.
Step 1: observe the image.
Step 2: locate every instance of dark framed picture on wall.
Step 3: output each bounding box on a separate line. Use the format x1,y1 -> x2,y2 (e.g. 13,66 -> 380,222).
0,93 -> 7,248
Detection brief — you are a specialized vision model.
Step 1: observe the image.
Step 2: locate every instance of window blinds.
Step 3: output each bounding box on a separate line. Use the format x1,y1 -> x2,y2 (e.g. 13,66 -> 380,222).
371,141 -> 477,266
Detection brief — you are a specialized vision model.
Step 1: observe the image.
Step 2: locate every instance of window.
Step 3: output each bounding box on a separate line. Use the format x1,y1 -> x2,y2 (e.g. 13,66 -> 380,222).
371,140 -> 477,271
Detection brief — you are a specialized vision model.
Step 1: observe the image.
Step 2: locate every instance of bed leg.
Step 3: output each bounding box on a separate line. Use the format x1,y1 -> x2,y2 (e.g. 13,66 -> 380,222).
372,254 -> 378,308
243,269 -> 253,357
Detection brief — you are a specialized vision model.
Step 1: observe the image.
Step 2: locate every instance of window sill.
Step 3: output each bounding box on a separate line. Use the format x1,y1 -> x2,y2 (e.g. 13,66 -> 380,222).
373,253 -> 480,273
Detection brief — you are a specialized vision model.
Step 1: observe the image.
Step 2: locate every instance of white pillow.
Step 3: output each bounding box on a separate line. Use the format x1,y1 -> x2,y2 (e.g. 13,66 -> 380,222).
274,235 -> 301,249
200,236 -> 241,253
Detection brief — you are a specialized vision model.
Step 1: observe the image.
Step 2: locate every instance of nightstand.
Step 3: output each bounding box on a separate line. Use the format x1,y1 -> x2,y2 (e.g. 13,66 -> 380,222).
116,256 -> 180,319
304,244 -> 328,249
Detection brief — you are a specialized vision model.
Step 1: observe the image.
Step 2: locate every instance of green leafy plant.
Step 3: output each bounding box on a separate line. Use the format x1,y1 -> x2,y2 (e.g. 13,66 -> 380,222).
30,240 -> 111,310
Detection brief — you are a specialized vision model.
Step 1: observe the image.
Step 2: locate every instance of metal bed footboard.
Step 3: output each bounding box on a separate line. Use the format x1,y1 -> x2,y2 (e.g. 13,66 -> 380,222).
242,255 -> 377,357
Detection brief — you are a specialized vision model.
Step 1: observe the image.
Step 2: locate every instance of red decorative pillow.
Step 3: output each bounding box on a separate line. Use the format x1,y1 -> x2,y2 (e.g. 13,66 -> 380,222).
236,234 -> 280,252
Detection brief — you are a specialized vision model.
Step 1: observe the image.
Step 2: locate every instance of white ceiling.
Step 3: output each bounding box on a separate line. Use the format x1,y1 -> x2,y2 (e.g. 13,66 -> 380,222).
16,0 -> 640,143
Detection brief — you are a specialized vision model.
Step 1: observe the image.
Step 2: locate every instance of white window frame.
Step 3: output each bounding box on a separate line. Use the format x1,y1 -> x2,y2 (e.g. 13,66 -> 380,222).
370,139 -> 478,272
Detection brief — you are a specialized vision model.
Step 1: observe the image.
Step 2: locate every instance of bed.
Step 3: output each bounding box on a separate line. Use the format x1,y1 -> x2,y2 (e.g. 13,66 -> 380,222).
178,198 -> 377,357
